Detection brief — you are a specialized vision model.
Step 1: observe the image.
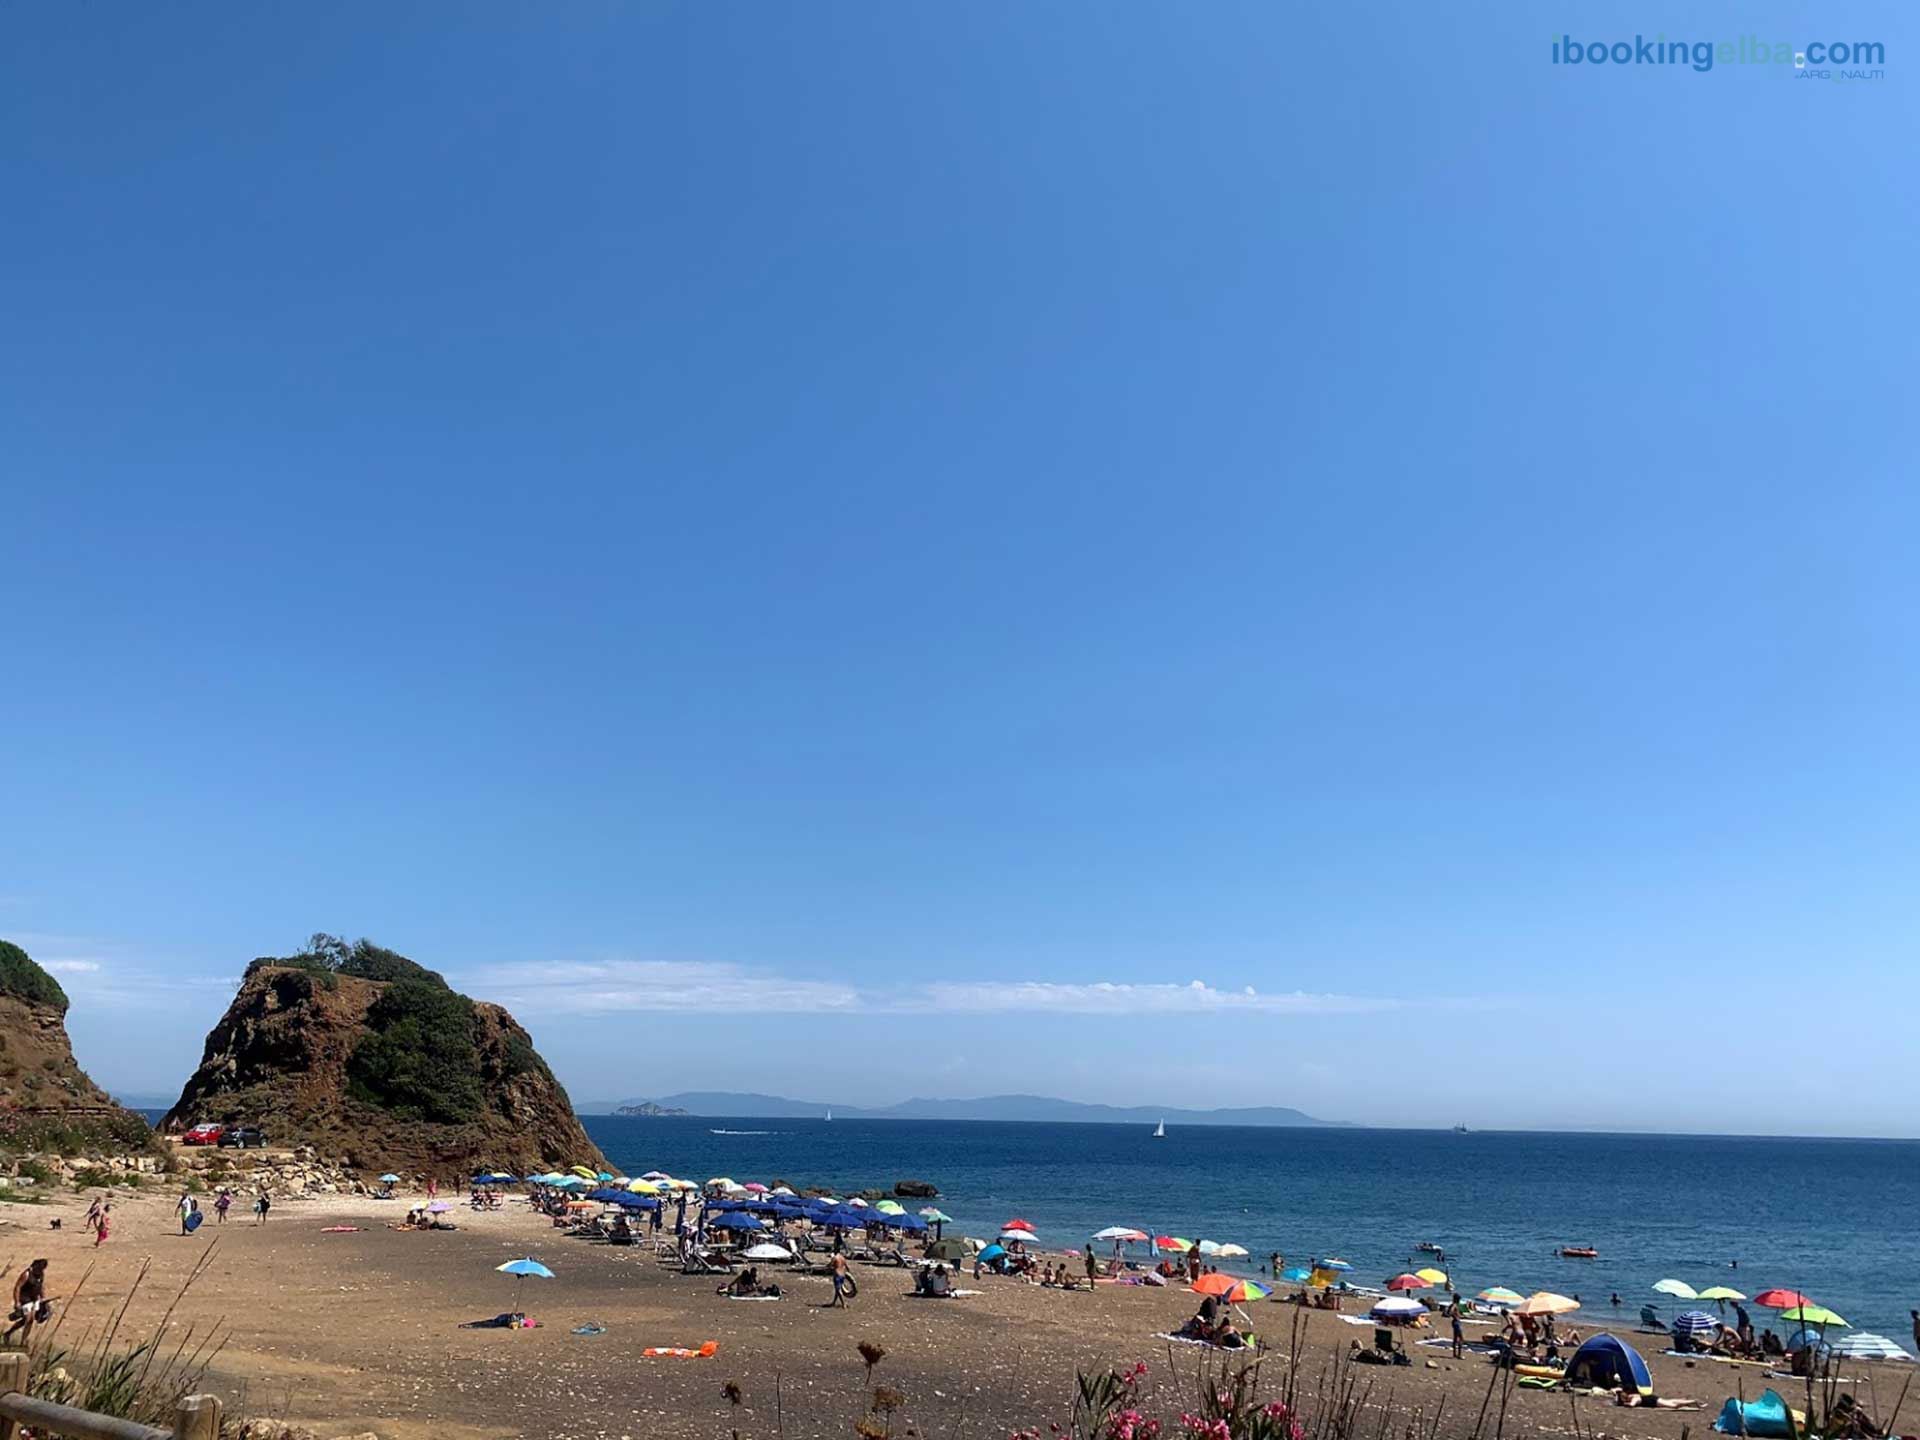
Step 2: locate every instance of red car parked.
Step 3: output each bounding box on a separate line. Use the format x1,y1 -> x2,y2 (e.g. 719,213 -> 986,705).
182,1123 -> 224,1146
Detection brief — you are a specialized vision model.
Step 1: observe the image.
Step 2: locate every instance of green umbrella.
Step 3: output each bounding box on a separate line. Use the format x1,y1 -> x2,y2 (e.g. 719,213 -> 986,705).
1780,1304 -> 1847,1329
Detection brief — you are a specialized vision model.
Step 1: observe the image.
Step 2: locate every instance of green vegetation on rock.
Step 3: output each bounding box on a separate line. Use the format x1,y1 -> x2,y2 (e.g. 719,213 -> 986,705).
0,939 -> 69,1013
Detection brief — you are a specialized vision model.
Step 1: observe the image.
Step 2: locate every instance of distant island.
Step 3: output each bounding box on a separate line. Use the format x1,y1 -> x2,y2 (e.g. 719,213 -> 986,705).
577,1091 -> 1342,1127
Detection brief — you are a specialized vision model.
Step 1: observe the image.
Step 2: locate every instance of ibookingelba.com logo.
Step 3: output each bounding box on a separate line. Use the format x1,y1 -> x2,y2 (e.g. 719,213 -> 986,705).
1551,33 -> 1886,77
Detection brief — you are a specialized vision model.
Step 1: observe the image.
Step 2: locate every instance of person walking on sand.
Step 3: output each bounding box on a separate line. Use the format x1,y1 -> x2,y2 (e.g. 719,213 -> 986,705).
214,1188 -> 231,1224
829,1251 -> 850,1307
93,1203 -> 111,1246
254,1189 -> 271,1224
1084,1242 -> 1099,1287
3,1260 -> 51,1345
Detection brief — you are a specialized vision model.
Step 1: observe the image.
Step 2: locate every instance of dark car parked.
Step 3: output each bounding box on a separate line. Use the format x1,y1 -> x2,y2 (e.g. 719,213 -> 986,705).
216,1125 -> 266,1149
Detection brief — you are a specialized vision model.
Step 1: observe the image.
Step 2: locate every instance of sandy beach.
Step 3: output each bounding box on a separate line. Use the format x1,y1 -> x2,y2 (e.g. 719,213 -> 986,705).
0,1179 -> 1852,1440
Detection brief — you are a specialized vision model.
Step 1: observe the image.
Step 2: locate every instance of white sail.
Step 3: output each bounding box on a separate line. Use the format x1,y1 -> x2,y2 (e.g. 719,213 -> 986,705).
1152,1119 -> 1165,1137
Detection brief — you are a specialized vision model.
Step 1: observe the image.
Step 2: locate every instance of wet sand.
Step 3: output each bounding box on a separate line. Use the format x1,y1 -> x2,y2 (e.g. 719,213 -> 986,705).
0,1188 -> 1860,1440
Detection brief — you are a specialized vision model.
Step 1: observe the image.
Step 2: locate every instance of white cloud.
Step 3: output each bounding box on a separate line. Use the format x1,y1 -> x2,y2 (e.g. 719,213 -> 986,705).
466,958 -> 1449,1018
473,959 -> 863,1015
44,959 -> 103,974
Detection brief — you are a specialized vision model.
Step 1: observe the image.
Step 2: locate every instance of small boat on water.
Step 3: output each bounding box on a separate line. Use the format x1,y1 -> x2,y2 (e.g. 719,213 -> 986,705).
1558,1246 -> 1599,1259
1152,1119 -> 1165,1138
1416,1242 -> 1445,1255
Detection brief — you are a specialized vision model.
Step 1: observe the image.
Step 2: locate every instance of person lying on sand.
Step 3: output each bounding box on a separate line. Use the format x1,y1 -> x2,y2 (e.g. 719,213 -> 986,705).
1613,1394 -> 1702,1410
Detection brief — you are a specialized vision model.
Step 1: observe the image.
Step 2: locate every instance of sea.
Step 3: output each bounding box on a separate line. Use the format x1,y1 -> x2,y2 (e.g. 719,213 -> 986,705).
582,1116 -> 1920,1344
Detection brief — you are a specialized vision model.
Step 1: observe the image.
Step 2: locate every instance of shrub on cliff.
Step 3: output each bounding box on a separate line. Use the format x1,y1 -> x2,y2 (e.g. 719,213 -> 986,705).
0,940 -> 69,1013
345,978 -> 484,1123
245,934 -> 449,991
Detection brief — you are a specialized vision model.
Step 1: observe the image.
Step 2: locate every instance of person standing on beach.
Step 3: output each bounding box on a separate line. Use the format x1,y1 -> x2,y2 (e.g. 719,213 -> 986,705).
1084,1242 -> 1098,1286
215,1189 -> 231,1224
177,1190 -> 194,1234
1448,1292 -> 1464,1358
427,1176 -> 438,1203
1910,1310 -> 1919,1357
254,1189 -> 271,1224
93,1203 -> 111,1246
829,1252 -> 850,1307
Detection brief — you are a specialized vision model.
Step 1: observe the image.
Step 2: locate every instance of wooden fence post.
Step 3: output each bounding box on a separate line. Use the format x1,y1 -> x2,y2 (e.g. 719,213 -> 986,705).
172,1392 -> 222,1440
0,1351 -> 28,1440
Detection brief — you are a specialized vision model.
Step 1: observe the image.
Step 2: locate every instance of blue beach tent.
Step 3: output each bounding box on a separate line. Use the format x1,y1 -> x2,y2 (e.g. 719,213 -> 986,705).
1565,1335 -> 1653,1395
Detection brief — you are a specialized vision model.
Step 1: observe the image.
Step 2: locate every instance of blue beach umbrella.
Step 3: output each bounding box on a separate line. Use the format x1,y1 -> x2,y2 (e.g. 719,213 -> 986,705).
495,1256 -> 555,1312
379,1174 -> 401,1185
711,1211 -> 763,1231
1282,1267 -> 1312,1283
1672,1311 -> 1721,1336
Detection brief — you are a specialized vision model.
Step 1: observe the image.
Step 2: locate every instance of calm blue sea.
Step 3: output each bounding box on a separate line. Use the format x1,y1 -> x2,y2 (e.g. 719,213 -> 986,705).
583,1117 -> 1920,1343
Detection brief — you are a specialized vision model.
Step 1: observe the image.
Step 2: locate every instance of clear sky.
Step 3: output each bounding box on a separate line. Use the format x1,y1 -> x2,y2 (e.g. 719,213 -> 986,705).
3,3 -> 1915,1136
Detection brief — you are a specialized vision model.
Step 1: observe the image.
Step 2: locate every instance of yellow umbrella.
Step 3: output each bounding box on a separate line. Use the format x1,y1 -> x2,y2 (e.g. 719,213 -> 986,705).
1415,1268 -> 1449,1286
569,1165 -> 598,1180
1514,1291 -> 1581,1316
626,1179 -> 662,1195
1697,1286 -> 1746,1302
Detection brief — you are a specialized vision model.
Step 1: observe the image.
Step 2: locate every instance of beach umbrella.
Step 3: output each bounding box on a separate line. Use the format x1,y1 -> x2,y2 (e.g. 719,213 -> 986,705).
596,1171 -> 615,1182
1830,1333 -> 1914,1362
1477,1287 -> 1524,1306
1281,1267 -> 1312,1283
1192,1275 -> 1270,1303
771,1186 -> 796,1197
890,1213 -> 928,1233
1753,1289 -> 1811,1309
569,1166 -> 598,1181
977,1244 -> 1007,1263
711,1211 -> 764,1231
626,1179 -> 662,1195
742,1242 -> 797,1261
1696,1286 -> 1746,1302
926,1239 -> 969,1263
920,1208 -> 953,1223
1653,1279 -> 1699,1300
874,1200 -> 906,1215
1414,1268 -> 1449,1286
1001,1217 -> 1034,1232
1386,1274 -> 1429,1292
1094,1226 -> 1148,1242
1371,1297 -> 1427,1319
1515,1292 -> 1580,1316
1671,1311 -> 1721,1336
640,1171 -> 672,1182
496,1256 -> 554,1311
743,1182 -> 769,1194
427,1201 -> 451,1213
379,1174 -> 401,1184
1780,1304 -> 1848,1329
999,1229 -> 1037,1243
1154,1236 -> 1193,1253
1320,1258 -> 1352,1272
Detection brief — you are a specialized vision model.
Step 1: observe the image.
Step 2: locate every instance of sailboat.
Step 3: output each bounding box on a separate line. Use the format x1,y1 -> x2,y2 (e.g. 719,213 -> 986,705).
824,1108 -> 833,1122
1152,1119 -> 1165,1138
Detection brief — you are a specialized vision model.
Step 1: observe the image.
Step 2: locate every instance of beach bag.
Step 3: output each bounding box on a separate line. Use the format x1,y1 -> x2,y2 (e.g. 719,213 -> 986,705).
185,1210 -> 204,1233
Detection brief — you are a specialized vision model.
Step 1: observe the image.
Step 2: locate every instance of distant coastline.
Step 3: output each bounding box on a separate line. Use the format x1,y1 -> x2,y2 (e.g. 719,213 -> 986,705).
573,1090 -> 1345,1127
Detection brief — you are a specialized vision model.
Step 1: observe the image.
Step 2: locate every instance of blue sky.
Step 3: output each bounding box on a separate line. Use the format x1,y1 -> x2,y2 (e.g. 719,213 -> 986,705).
3,3 -> 1915,1136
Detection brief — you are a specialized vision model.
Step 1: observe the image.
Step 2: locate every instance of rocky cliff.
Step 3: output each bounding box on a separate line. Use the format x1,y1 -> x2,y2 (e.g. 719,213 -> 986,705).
0,939 -> 158,1154
164,935 -> 603,1175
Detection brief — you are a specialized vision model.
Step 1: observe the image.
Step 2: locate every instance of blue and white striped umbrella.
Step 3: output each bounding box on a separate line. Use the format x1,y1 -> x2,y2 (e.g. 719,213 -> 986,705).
1830,1333 -> 1915,1362
1672,1311 -> 1721,1335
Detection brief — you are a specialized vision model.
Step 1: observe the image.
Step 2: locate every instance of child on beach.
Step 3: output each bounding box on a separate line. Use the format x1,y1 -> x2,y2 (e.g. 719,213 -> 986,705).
215,1189 -> 232,1223
94,1203 -> 111,1246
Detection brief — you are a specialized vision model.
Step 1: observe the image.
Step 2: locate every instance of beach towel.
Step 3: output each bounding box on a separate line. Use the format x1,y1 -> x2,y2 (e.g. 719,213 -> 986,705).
571,1322 -> 607,1336
319,1226 -> 362,1233
722,1294 -> 781,1301
1153,1333 -> 1257,1353
643,1341 -> 719,1358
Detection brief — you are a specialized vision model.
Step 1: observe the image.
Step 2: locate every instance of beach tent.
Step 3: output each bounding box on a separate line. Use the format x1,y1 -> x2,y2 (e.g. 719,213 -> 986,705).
1565,1335 -> 1653,1395
926,1239 -> 969,1263
1281,1267 -> 1312,1283
977,1244 -> 1007,1263
1713,1389 -> 1799,1438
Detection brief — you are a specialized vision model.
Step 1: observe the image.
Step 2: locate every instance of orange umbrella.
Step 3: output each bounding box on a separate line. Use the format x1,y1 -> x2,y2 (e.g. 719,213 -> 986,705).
1192,1273 -> 1272,1302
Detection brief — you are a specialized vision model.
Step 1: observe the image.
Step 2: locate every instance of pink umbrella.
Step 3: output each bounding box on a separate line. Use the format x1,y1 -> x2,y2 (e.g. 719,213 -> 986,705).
427,1201 -> 451,1213
743,1183 -> 768,1193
